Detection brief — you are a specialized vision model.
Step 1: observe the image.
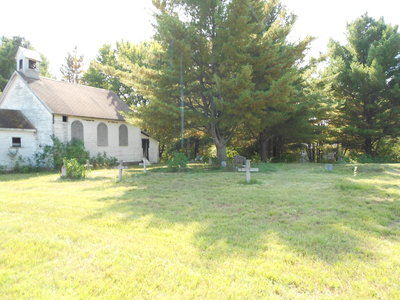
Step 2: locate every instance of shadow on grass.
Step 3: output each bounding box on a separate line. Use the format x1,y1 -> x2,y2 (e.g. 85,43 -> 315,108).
0,172 -> 55,182
83,165 -> 400,263
55,176 -> 114,183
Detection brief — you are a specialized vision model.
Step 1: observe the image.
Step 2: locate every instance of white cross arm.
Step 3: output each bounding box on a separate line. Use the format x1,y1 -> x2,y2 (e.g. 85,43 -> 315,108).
238,168 -> 259,172
114,166 -> 128,169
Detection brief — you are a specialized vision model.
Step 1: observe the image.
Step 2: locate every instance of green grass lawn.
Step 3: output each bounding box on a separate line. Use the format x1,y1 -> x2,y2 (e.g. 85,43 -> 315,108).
0,163 -> 399,299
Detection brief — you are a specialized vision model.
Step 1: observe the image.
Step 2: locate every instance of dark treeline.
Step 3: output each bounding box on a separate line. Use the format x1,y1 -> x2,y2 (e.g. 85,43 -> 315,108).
82,1 -> 399,163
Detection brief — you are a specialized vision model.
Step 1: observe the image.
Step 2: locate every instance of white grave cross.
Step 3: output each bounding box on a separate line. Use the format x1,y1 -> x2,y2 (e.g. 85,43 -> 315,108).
139,158 -> 151,174
84,160 -> 93,170
61,163 -> 67,178
115,160 -> 128,181
238,160 -> 259,183
139,160 -> 147,174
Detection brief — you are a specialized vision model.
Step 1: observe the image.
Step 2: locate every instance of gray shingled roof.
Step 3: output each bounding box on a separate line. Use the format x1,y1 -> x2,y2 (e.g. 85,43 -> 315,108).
20,74 -> 130,121
0,109 -> 36,130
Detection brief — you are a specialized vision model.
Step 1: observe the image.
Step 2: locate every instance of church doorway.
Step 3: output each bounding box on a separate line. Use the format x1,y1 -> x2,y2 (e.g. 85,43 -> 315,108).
142,139 -> 149,160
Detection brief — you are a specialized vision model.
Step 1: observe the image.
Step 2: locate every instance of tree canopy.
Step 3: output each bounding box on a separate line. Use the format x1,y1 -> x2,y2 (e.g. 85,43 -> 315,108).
82,7 -> 400,163
60,46 -> 84,84
120,0 -> 311,163
323,14 -> 400,156
83,42 -> 154,106
0,36 -> 51,91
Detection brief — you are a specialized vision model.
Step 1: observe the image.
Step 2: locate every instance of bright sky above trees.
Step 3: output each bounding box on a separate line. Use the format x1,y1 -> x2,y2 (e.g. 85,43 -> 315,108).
0,0 -> 399,78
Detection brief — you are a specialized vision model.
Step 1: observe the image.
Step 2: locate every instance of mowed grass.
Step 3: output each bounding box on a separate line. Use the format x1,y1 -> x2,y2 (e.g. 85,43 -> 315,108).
0,163 -> 399,299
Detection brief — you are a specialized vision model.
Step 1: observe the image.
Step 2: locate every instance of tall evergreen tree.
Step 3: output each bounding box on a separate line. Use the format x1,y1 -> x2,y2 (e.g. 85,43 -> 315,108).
323,14 -> 400,156
129,0 -> 310,163
39,54 -> 52,78
60,46 -> 84,84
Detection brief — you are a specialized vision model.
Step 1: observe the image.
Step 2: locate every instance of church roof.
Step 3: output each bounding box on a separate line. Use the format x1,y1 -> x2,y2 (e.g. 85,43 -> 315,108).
0,109 -> 36,130
20,73 -> 130,121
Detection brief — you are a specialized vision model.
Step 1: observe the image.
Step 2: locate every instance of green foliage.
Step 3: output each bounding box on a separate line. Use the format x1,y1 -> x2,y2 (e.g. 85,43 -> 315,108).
89,152 -> 118,169
39,54 -> 52,78
60,46 -> 84,84
5,152 -> 39,173
167,152 -> 189,171
7,137 -> 119,173
323,14 -> 400,156
96,0 -> 310,163
350,154 -> 397,164
63,158 -> 86,179
0,36 -> 31,90
271,152 -> 301,163
0,36 -> 51,91
83,42 -> 151,107
35,136 -> 90,170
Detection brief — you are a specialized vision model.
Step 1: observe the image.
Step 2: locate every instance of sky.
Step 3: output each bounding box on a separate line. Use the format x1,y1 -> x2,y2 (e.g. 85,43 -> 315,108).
1,0 -> 399,78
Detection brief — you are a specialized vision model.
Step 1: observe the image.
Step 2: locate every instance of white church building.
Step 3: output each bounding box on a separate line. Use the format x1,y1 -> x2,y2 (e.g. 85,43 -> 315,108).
0,47 -> 159,169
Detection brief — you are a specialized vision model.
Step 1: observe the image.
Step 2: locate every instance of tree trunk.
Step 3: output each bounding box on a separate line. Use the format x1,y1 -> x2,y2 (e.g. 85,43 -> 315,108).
159,144 -> 165,160
194,139 -> 200,159
215,139 -> 227,164
259,131 -> 269,162
364,138 -> 373,156
209,124 -> 227,166
272,137 -> 277,158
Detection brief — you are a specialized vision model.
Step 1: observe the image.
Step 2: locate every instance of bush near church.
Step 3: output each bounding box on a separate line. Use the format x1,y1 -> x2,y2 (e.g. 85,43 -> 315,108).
62,158 -> 86,179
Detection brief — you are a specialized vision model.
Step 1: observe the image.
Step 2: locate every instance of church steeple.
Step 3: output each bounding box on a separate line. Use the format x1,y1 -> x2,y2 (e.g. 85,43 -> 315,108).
15,47 -> 42,79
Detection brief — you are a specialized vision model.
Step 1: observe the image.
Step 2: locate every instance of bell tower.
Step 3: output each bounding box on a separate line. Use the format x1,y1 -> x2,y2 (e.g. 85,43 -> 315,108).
15,47 -> 42,79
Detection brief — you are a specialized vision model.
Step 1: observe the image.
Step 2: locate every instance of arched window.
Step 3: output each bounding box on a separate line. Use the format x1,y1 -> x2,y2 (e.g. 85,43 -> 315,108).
97,123 -> 108,146
119,125 -> 128,146
71,120 -> 84,142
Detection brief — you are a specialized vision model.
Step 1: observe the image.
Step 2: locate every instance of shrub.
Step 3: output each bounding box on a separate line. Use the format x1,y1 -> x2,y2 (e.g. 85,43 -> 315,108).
34,136 -> 90,170
63,158 -> 86,179
271,153 -> 300,163
90,152 -> 118,169
351,154 -> 395,164
167,152 -> 189,171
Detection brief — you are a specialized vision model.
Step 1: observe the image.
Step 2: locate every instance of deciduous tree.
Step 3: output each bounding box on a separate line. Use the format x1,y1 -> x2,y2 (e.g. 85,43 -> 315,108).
60,46 -> 84,84
0,36 -> 51,90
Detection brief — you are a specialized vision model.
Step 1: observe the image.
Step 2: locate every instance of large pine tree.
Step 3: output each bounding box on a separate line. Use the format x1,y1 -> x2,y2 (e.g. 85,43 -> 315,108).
324,14 -> 400,156
130,0 -> 310,163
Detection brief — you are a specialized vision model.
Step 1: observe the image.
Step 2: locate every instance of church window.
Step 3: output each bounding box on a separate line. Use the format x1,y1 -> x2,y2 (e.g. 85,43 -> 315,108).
12,137 -> 21,148
71,121 -> 84,142
19,59 -> 23,70
62,116 -> 68,122
119,124 -> 128,146
97,123 -> 108,146
28,60 -> 37,70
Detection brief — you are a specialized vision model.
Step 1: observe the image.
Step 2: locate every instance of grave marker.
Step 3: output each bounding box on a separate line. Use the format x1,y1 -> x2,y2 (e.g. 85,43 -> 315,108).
84,160 -> 93,170
115,160 -> 128,181
61,163 -> 67,178
238,160 -> 259,183
354,166 -> 358,177
139,158 -> 151,174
